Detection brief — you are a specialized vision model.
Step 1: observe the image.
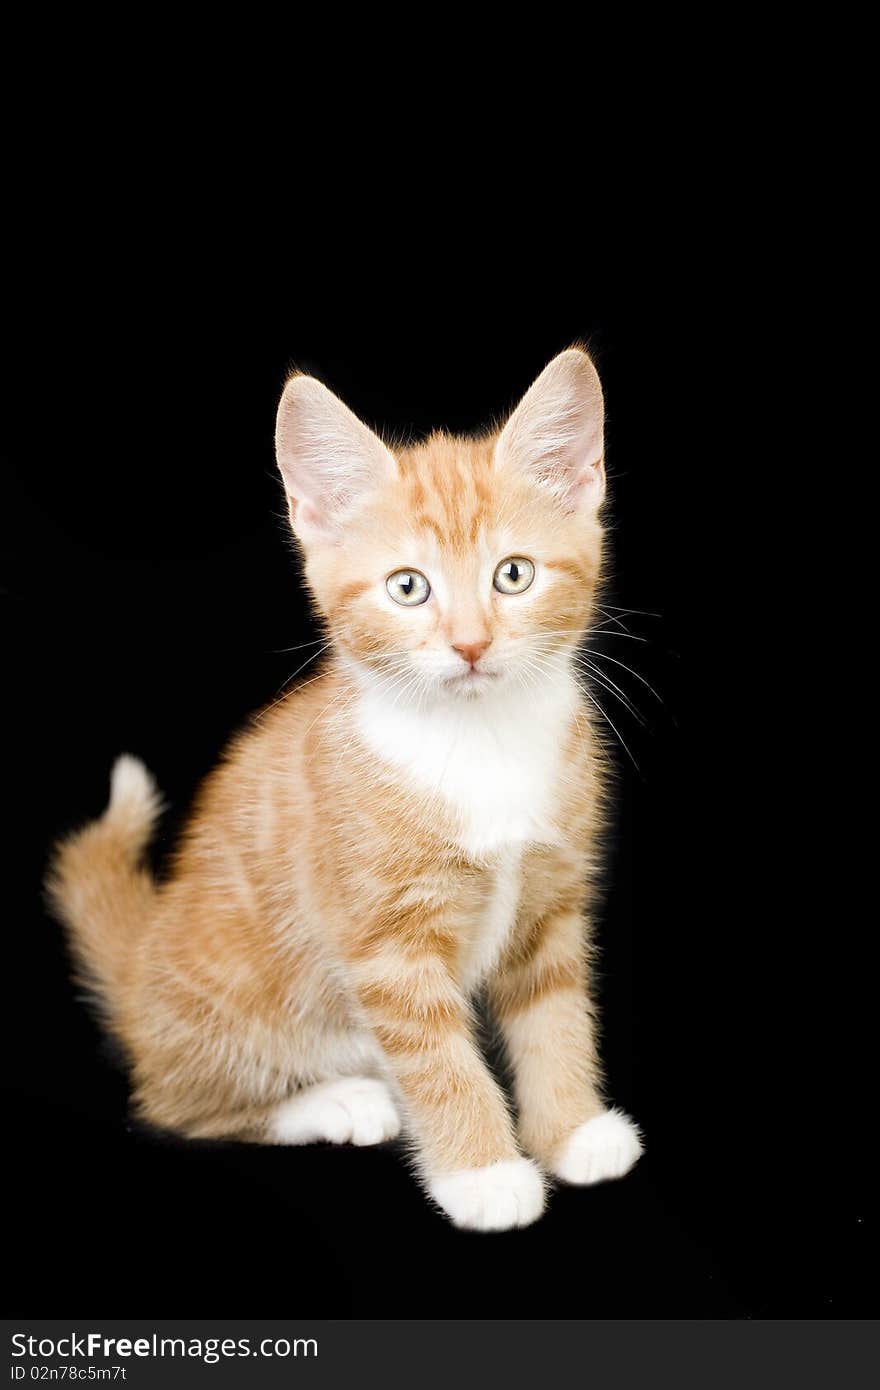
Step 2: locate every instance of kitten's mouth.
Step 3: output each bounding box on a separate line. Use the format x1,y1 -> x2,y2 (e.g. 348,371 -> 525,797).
443,666 -> 499,695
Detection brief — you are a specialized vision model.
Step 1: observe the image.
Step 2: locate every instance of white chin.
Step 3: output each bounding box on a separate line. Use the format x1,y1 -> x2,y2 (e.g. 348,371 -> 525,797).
443,670 -> 497,698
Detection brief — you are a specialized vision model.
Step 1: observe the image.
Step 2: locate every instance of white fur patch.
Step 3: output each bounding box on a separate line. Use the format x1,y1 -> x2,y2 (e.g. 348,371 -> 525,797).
109,753 -> 152,804
105,754 -> 162,842
269,1077 -> 401,1147
551,1109 -> 643,1185
461,845 -> 523,990
429,1157 -> 546,1231
108,753 -> 161,817
352,668 -> 577,856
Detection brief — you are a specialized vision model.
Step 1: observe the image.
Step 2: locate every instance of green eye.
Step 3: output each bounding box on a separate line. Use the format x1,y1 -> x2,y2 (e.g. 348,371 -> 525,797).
386,569 -> 431,606
493,557 -> 535,594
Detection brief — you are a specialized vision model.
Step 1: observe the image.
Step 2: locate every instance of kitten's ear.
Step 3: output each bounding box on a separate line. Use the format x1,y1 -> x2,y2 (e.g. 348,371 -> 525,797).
495,348 -> 606,513
275,376 -> 398,541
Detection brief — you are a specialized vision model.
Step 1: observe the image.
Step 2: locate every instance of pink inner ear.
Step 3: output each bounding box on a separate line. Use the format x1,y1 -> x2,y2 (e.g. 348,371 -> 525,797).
567,458 -> 606,509
275,375 -> 400,543
297,498 -> 328,533
495,350 -> 606,514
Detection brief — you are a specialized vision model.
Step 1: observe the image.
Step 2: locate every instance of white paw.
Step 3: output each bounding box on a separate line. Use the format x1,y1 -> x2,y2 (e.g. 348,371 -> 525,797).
429,1158 -> 546,1231
269,1077 -> 401,1147
551,1108 -> 643,1185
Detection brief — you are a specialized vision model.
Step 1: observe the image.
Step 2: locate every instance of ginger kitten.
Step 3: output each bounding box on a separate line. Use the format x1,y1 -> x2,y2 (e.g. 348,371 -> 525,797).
48,348 -> 642,1230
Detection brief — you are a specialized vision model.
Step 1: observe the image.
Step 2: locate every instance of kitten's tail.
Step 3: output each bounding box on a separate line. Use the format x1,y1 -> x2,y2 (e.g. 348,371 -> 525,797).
46,755 -> 162,1009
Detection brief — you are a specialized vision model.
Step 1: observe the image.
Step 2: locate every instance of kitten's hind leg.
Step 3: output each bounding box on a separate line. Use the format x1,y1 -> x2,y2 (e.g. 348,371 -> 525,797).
268,1077 -> 402,1148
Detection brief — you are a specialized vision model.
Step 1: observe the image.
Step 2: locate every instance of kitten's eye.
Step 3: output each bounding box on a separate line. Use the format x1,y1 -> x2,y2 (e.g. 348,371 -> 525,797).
493,557 -> 535,594
386,569 -> 431,606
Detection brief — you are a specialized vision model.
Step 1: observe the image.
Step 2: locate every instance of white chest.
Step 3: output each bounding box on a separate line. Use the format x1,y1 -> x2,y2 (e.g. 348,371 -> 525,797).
352,671 -> 577,857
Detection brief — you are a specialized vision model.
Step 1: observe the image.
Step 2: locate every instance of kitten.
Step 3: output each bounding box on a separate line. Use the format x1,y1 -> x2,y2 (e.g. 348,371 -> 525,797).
48,348 -> 642,1230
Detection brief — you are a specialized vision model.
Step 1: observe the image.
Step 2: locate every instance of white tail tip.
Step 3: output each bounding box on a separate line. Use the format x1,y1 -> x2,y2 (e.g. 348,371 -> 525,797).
107,754 -> 162,833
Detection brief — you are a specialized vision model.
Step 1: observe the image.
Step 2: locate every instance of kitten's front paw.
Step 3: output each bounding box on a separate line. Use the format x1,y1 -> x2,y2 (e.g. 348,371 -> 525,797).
270,1077 -> 401,1147
428,1158 -> 546,1231
550,1109 -> 643,1185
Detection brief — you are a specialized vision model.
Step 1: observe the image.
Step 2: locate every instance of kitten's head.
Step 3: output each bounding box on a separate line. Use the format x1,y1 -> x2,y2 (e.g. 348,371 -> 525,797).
275,349 -> 606,702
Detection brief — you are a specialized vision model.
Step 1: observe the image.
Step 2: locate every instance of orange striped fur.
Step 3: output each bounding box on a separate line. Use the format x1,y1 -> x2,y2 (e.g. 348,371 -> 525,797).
48,349 -> 642,1230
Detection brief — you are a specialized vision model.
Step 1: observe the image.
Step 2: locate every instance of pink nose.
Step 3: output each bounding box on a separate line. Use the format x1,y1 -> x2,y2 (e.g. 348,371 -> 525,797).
452,639 -> 491,667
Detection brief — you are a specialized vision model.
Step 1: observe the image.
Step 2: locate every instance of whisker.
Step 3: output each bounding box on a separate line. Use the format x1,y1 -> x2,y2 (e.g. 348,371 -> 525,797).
254,642 -> 335,724
525,649 -> 647,727
595,606 -> 632,633
581,687 -> 641,772
600,604 -> 662,618
573,657 -> 647,725
271,635 -> 329,654
588,628 -> 649,643
585,648 -> 665,704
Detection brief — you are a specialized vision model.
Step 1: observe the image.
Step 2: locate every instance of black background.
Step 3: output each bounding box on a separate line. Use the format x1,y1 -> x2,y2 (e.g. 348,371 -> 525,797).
1,253 -> 870,1319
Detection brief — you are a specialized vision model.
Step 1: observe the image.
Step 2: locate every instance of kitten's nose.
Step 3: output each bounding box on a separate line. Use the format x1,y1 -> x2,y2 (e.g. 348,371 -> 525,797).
452,638 -> 491,668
